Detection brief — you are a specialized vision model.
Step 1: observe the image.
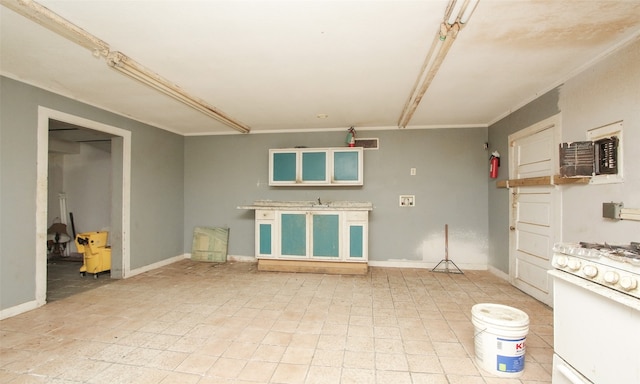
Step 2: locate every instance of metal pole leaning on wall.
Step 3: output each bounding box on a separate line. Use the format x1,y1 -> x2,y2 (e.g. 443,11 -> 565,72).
432,224 -> 463,274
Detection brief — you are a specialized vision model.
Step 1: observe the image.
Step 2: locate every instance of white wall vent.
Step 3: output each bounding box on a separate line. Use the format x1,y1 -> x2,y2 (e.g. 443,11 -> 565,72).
354,138 -> 379,150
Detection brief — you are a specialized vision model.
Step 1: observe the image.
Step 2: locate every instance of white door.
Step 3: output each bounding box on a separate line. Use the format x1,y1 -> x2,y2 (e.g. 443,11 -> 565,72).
508,114 -> 561,306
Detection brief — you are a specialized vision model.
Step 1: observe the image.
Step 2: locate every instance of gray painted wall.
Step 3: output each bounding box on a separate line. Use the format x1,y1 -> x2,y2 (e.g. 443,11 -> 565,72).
1,77 -> 39,308
184,128 -> 489,267
486,37 -> 640,274
0,76 -> 184,311
486,90 -> 561,273
558,37 -> 639,243
128,121 -> 185,269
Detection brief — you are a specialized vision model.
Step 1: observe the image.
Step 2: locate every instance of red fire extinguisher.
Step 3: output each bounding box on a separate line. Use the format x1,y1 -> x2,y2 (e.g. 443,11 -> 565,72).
490,151 -> 500,179
346,127 -> 356,147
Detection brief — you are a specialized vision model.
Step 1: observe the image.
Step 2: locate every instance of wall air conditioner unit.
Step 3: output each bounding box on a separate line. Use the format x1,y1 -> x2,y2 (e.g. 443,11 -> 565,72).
559,136 -> 618,177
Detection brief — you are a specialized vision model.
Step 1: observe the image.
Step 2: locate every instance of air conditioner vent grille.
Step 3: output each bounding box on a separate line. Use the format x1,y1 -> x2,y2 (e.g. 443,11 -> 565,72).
559,141 -> 594,177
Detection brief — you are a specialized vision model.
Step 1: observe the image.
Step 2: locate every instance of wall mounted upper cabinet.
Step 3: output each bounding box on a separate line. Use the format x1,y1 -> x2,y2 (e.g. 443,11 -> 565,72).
269,147 -> 363,186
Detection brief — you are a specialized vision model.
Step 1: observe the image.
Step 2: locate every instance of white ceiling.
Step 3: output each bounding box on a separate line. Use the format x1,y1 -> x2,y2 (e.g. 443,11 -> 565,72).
2,0 -> 640,136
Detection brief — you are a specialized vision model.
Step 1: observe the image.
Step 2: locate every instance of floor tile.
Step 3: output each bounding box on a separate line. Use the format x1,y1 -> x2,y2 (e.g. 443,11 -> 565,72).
0,260 -> 553,383
271,362 -> 308,384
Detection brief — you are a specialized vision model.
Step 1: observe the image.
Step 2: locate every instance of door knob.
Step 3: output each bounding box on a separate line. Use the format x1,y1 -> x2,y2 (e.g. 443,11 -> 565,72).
509,226 -> 516,231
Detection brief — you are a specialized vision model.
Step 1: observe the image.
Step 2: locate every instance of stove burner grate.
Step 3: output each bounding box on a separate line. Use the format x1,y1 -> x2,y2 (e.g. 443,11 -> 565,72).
578,242 -> 640,263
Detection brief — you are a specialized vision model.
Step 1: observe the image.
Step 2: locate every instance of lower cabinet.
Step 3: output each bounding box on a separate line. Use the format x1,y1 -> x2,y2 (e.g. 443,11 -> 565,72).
255,209 -> 368,262
345,211 -> 368,260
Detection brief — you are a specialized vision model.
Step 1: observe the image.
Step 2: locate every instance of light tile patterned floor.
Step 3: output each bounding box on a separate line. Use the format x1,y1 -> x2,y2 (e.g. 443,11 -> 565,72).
0,260 -> 554,383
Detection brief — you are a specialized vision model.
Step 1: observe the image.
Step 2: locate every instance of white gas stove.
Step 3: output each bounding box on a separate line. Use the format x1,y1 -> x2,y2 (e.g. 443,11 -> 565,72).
552,242 -> 640,299
550,241 -> 640,384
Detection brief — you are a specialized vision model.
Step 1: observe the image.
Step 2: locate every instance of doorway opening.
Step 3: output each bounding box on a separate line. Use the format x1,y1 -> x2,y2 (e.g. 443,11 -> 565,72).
36,107 -> 131,306
47,119 -> 114,300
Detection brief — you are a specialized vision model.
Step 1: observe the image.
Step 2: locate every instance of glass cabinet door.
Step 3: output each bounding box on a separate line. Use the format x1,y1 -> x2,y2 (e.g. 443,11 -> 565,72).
272,152 -> 297,182
259,223 -> 272,255
312,214 -> 340,257
348,225 -> 364,259
333,150 -> 362,183
280,213 -> 307,256
301,151 -> 327,182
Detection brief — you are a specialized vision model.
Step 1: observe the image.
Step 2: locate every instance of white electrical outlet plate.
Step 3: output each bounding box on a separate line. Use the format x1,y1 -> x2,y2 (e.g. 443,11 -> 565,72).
410,168 -> 416,176
399,195 -> 415,207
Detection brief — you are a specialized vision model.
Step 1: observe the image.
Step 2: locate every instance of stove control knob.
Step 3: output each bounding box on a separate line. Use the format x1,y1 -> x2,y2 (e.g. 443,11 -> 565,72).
582,265 -> 598,278
555,255 -> 568,268
603,271 -> 619,284
620,276 -> 638,291
567,258 -> 581,271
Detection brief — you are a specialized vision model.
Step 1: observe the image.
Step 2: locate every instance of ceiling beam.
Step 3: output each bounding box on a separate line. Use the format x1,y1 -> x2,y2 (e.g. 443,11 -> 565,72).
1,0 -> 251,134
398,0 -> 479,128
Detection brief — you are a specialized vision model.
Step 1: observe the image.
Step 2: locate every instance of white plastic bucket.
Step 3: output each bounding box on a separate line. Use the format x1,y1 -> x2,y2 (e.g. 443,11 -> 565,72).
472,303 -> 529,377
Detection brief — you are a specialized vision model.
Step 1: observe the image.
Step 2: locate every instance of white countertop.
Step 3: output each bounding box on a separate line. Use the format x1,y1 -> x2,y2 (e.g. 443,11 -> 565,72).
238,200 -> 373,211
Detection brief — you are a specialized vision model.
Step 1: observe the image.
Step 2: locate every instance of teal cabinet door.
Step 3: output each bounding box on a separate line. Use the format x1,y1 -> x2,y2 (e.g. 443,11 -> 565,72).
272,152 -> 297,182
333,150 -> 362,183
259,223 -> 272,255
302,151 -> 327,182
281,213 -> 307,256
349,225 -> 364,258
312,214 -> 339,257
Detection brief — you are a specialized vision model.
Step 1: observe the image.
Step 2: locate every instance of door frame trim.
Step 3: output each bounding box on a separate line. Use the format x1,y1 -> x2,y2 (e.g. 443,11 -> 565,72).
36,107 -> 131,306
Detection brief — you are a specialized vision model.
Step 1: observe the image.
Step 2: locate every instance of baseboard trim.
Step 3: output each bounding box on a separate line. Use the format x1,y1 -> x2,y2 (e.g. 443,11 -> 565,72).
367,260 -> 487,270
487,265 -> 510,281
127,253 -> 189,278
0,300 -> 40,321
187,254 -> 491,272
227,254 -> 257,263
184,253 -> 256,263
